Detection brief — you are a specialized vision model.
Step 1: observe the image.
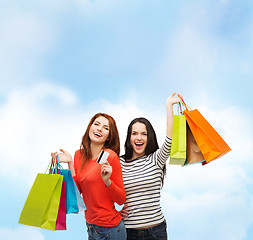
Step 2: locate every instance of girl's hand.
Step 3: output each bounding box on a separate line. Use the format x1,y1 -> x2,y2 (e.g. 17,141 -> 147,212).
51,149 -> 73,163
166,92 -> 183,138
119,204 -> 129,219
166,92 -> 182,109
51,151 -> 58,160
101,161 -> 112,187
51,149 -> 76,176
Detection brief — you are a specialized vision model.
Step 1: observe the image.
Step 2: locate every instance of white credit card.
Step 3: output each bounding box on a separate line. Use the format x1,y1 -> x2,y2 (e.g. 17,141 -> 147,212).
97,150 -> 109,164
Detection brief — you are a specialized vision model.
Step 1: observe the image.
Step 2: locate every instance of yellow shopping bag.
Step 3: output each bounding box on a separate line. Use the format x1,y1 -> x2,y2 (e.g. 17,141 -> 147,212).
19,160 -> 63,230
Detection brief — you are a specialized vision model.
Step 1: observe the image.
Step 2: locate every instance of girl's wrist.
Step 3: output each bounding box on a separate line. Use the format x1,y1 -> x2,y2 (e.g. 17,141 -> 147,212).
104,179 -> 111,187
68,161 -> 74,168
167,105 -> 173,112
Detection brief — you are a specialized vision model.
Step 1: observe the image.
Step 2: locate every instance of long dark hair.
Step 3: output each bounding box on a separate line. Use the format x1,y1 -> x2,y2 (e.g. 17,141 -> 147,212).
123,117 -> 166,187
80,113 -> 120,169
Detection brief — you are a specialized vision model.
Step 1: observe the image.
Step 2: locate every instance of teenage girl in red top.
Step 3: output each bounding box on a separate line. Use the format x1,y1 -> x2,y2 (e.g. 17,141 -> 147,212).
52,113 -> 126,240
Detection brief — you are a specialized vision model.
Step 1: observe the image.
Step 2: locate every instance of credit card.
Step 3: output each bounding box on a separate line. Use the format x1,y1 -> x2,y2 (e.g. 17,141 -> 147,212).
97,150 -> 109,164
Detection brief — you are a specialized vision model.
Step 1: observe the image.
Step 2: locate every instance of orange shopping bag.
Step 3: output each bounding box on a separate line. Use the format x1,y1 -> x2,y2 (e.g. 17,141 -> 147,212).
179,96 -> 231,164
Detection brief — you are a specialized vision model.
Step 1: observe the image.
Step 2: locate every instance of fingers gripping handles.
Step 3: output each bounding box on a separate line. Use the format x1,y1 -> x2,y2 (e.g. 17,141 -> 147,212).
177,95 -> 191,113
45,156 -> 60,174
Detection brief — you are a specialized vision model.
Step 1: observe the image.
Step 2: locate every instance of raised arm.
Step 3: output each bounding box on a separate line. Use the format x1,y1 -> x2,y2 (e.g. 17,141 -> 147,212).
166,92 -> 182,138
156,93 -> 182,168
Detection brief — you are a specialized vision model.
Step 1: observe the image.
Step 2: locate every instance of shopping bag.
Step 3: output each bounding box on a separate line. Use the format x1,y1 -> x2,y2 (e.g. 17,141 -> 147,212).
170,104 -> 187,165
184,123 -> 205,165
179,96 -> 231,163
55,157 -> 85,213
18,172 -> 63,230
59,168 -> 79,214
55,181 -> 67,230
73,181 -> 86,212
51,158 -> 79,214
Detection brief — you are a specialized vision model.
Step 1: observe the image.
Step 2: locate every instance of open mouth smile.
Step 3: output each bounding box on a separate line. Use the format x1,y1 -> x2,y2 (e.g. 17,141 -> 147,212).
94,132 -> 102,137
135,142 -> 144,149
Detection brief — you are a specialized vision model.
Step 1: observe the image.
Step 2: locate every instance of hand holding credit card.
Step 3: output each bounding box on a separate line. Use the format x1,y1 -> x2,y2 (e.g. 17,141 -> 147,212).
97,150 -> 109,164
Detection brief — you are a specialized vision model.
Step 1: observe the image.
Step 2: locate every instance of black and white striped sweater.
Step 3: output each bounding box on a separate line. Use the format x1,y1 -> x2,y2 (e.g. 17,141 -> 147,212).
120,136 -> 172,228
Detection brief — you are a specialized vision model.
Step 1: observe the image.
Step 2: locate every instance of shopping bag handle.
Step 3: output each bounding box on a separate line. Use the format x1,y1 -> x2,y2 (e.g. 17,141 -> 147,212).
45,157 -> 59,174
51,157 -> 59,174
176,102 -> 184,116
178,95 -> 191,111
56,156 -> 64,170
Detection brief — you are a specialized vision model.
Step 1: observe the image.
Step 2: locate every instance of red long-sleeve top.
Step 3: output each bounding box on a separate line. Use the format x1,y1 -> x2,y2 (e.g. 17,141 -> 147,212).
73,148 -> 126,227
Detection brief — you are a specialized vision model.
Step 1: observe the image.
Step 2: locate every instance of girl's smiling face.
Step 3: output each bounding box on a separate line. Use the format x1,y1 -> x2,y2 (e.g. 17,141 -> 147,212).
89,116 -> 110,145
130,122 -> 148,159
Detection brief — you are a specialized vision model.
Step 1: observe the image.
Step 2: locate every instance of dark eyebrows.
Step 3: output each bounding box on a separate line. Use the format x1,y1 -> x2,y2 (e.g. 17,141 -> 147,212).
131,130 -> 147,134
94,120 -> 109,129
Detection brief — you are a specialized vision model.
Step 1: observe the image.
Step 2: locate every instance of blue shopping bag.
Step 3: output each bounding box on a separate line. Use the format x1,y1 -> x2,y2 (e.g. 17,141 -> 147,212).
73,181 -> 86,212
55,156 -> 85,213
58,168 -> 79,214
51,158 -> 79,214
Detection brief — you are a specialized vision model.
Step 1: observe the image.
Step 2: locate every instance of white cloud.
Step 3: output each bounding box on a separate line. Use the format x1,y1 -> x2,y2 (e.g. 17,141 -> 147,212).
161,191 -> 253,240
0,83 -> 81,184
162,154 -> 253,239
0,226 -> 45,240
0,83 -> 148,185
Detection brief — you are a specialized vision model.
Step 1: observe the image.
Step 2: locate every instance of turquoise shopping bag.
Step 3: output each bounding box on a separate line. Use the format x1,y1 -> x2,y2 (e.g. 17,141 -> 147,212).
58,168 -> 79,214
55,157 -> 85,214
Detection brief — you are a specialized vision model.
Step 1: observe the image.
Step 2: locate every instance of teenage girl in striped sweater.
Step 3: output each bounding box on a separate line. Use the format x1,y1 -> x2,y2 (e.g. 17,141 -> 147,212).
120,93 -> 182,240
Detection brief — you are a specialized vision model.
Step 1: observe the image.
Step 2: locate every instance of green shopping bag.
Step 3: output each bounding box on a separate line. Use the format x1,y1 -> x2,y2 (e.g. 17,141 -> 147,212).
169,103 -> 187,165
19,160 -> 63,230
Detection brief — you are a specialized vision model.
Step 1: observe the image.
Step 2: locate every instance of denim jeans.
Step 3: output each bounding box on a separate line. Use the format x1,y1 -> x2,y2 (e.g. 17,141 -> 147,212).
86,220 -> 127,240
126,221 -> 167,240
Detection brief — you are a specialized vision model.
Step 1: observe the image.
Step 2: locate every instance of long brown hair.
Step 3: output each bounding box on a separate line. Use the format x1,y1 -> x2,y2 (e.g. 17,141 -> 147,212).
80,113 -> 120,168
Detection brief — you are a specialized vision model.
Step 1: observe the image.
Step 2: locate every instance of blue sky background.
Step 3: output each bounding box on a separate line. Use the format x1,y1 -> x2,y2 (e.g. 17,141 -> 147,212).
0,0 -> 253,239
